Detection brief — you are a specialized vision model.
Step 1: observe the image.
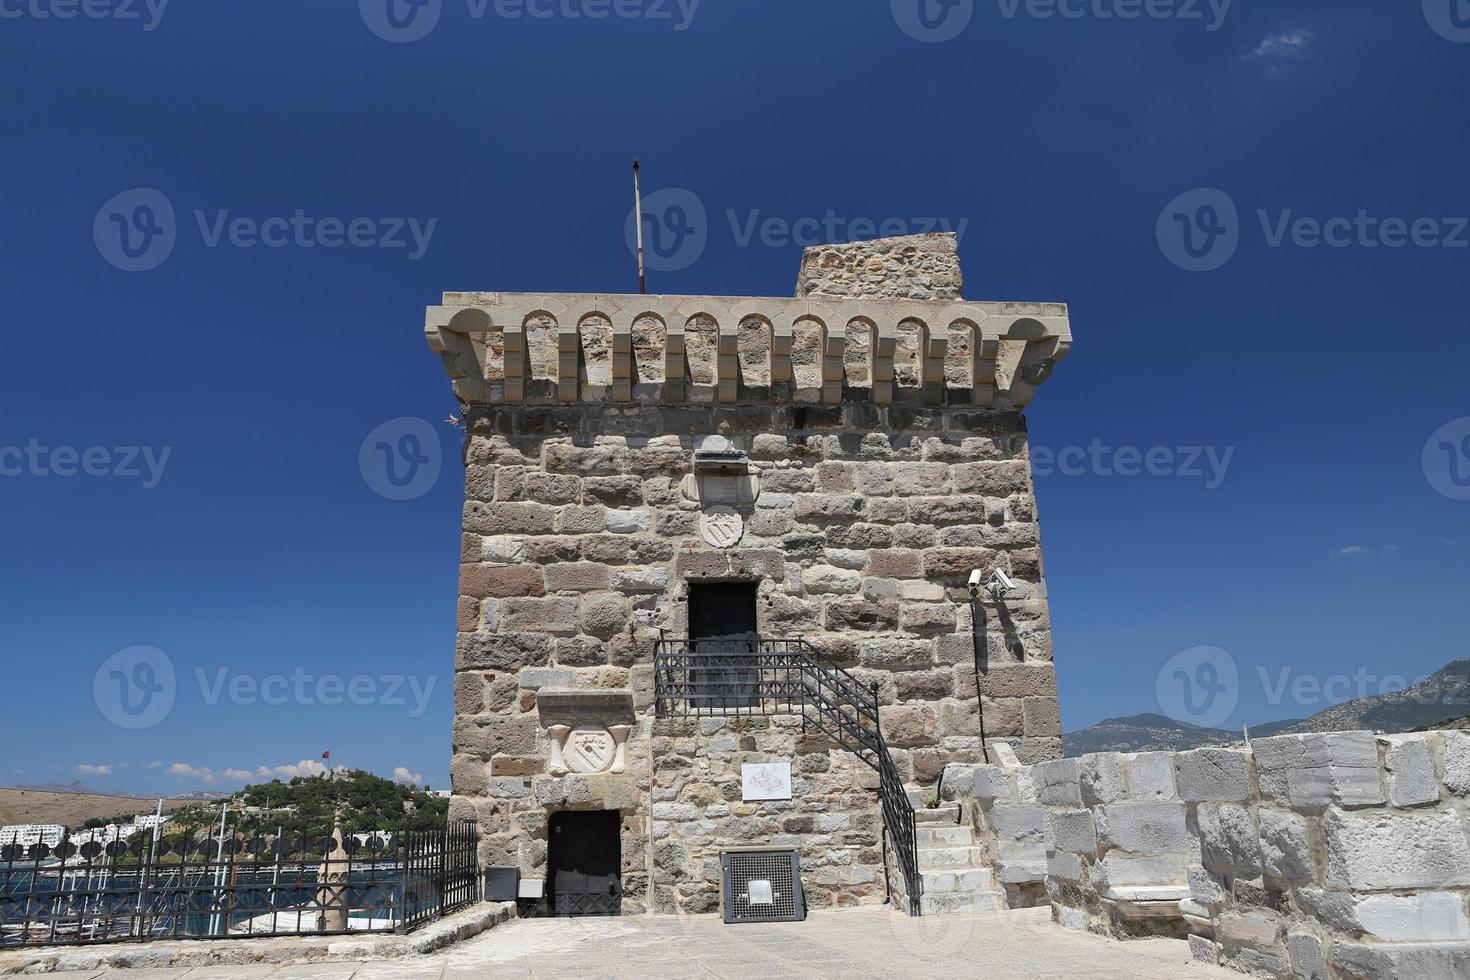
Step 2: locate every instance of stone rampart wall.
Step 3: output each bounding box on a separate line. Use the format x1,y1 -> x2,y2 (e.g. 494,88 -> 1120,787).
943,731 -> 1470,978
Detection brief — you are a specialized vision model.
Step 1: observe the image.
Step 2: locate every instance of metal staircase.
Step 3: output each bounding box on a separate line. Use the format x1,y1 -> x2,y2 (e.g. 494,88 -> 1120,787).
654,637 -> 923,915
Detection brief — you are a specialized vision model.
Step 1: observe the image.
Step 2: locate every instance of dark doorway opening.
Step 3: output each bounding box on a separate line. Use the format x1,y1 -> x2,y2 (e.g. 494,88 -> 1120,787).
548,810 -> 621,916
687,581 -> 760,709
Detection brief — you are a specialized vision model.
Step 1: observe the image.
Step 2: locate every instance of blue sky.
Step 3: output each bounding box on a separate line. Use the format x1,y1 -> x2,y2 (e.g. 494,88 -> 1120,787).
2,1 -> 1468,794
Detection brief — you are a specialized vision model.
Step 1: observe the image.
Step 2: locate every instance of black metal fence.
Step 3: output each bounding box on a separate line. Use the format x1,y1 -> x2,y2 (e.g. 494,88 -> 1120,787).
654,637 -> 924,916
0,821 -> 479,947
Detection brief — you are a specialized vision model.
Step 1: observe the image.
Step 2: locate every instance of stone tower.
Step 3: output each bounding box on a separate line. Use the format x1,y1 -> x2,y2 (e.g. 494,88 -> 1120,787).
425,233 -> 1072,915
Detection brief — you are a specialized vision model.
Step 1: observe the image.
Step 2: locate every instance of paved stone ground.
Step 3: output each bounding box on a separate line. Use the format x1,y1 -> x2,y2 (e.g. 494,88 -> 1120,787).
40,908 -> 1235,980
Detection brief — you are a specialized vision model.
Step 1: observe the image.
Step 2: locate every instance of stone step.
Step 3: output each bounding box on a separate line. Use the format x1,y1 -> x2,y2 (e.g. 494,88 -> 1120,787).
919,890 -> 1006,915
913,804 -> 962,824
918,845 -> 987,870
915,825 -> 973,847
921,868 -> 995,893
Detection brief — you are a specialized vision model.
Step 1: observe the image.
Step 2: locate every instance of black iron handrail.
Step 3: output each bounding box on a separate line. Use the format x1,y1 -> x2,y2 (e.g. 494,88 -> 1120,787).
0,822 -> 479,947
654,637 -> 923,915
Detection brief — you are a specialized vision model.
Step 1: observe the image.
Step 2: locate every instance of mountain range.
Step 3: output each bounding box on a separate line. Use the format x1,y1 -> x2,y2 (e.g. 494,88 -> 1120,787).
1063,658 -> 1470,757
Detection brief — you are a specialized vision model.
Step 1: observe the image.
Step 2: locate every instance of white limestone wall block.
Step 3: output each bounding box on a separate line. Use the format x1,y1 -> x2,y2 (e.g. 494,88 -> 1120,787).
1330,940 -> 1470,979
1034,757 -> 1082,806
1094,854 -> 1187,888
1197,803 -> 1262,878
995,840 -> 1049,883
987,804 -> 1050,843
1252,731 -> 1385,807
1215,909 -> 1282,949
1380,733 -> 1439,807
1056,904 -> 1086,930
1189,934 -> 1221,966
1443,730 -> 1470,796
1047,850 -> 1083,881
1079,753 -> 1126,805
972,764 -> 1014,801
1349,892 -> 1470,942
1323,807 -> 1470,890
1174,747 -> 1252,803
1051,809 -> 1098,855
1094,802 -> 1193,856
1124,751 -> 1178,801
1286,933 -> 1329,980
1257,806 -> 1317,882
1188,865 -> 1226,905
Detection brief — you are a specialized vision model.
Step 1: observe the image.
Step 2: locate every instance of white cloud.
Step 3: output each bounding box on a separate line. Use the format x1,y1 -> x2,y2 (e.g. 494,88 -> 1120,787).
392,767 -> 424,787
76,764 -> 113,776
167,763 -> 217,783
1335,544 -> 1398,557
1246,29 -> 1314,63
164,759 -> 328,787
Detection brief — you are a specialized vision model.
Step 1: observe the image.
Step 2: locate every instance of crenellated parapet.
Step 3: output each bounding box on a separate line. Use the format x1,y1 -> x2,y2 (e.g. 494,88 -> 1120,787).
425,291 -> 1071,411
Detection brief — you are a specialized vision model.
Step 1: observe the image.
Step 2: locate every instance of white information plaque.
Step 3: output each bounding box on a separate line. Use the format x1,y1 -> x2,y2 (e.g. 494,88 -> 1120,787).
741,762 -> 793,801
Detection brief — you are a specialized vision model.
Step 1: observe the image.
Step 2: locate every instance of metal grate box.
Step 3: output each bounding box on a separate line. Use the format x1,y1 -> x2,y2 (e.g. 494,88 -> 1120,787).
720,849 -> 805,924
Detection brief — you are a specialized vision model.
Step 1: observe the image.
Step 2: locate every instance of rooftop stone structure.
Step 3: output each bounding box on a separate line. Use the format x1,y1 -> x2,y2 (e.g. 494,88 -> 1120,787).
426,233 -> 1074,916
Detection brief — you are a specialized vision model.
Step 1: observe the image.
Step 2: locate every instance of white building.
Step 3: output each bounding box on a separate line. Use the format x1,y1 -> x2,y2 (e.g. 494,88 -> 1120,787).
133,814 -> 171,830
72,824 -> 141,844
0,824 -> 66,847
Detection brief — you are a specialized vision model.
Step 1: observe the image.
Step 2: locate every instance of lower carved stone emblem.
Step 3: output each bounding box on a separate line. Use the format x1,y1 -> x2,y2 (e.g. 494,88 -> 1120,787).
699,505 -> 744,548
548,723 -> 631,775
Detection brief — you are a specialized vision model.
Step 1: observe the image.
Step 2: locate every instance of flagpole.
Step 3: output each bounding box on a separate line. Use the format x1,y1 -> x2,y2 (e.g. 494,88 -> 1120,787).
633,160 -> 646,295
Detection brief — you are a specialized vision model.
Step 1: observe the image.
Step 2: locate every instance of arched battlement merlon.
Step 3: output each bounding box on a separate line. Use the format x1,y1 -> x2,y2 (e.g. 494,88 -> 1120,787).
997,316 -> 1071,407
869,320 -> 899,405
503,319 -> 528,402
424,307 -> 491,406
716,318 -> 740,402
559,317 -> 590,402
769,312 -> 795,389
663,307 -> 691,402
609,310 -> 636,402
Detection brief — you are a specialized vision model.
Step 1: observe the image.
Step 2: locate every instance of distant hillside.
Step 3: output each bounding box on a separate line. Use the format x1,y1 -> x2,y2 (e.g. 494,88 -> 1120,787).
1064,714 -> 1234,757
1062,713 -> 1306,757
0,789 -> 194,829
1275,660 -> 1470,736
1417,714 -> 1470,731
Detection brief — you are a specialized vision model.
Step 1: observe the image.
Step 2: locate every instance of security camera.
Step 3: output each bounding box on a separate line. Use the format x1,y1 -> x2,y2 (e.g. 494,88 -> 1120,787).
967,569 -> 984,592
988,569 -> 1017,594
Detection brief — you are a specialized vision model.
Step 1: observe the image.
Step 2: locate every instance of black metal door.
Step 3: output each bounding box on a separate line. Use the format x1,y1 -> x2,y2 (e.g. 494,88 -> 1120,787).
688,582 -> 758,638
687,582 -> 760,709
548,810 -> 621,916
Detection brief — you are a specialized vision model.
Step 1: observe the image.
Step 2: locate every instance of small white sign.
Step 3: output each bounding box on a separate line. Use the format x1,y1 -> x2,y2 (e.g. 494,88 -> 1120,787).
741,762 -> 792,801
747,879 -> 774,905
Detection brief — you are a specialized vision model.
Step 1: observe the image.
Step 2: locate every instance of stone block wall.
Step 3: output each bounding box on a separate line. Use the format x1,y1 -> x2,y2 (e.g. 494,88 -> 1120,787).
943,730 -> 1470,979
649,717 -> 885,914
448,399 -> 1062,912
